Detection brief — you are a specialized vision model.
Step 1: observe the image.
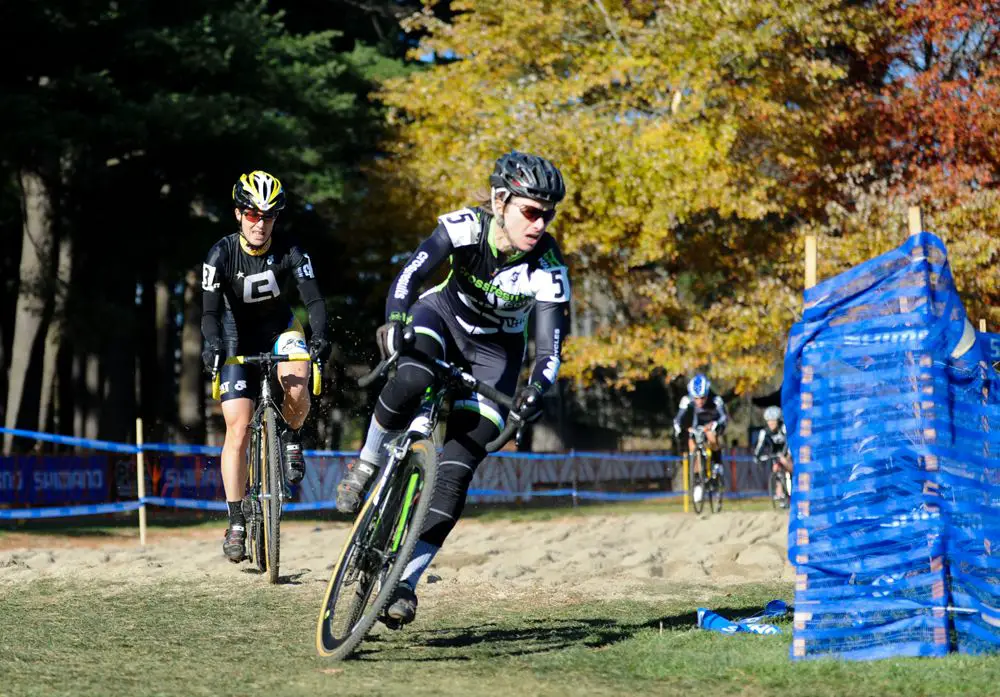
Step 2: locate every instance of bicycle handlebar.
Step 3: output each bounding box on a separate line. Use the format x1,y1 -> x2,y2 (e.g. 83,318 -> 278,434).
357,341 -> 520,453
212,353 -> 322,400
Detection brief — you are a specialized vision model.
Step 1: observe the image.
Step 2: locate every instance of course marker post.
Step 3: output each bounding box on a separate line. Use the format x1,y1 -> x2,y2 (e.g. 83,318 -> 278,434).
682,453 -> 690,513
804,235 -> 817,290
908,206 -> 922,236
136,417 -> 147,546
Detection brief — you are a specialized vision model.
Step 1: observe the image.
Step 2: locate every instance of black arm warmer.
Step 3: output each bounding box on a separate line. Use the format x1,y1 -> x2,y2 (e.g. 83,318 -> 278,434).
384,225 -> 452,323
529,301 -> 570,392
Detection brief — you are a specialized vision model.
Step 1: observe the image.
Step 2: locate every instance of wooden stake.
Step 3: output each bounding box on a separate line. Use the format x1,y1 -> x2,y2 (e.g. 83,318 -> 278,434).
908,206 -> 923,236
804,234 -> 817,290
136,417 -> 147,546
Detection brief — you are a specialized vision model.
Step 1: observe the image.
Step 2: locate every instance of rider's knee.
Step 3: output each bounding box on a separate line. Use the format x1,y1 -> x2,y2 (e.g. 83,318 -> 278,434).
375,361 -> 437,429
283,381 -> 310,409
223,423 -> 250,450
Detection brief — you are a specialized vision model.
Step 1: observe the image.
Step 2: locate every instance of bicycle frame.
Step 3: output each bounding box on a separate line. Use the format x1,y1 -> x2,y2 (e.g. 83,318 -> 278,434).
357,345 -> 519,561
366,374 -> 453,559
210,352 -> 321,580
689,425 -> 713,473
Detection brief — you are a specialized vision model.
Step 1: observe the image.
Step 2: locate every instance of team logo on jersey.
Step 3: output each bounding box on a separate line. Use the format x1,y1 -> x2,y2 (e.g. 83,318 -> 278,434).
394,251 -> 429,300
294,253 -> 315,280
243,270 -> 280,303
459,268 -> 527,304
202,264 -> 220,292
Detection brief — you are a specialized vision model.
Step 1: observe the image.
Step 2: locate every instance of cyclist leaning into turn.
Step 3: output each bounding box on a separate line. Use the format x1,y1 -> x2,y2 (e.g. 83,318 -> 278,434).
673,374 -> 729,488
335,151 -> 571,626
201,170 -> 331,562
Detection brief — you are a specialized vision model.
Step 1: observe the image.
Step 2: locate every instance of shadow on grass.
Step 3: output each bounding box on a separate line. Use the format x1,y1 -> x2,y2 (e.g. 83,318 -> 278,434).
352,604 -> 778,661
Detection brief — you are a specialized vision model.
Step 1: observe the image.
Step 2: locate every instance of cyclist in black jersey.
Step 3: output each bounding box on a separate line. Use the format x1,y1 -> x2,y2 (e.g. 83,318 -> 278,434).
755,405 -> 792,502
673,373 -> 728,496
335,151 -> 571,625
201,170 -> 331,562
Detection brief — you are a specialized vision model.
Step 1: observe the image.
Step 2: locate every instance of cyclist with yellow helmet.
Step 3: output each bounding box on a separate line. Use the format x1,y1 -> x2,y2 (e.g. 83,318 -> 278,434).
201,170 -> 331,562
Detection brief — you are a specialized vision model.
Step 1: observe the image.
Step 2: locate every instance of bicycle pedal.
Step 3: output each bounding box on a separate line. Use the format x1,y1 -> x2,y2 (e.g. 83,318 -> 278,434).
378,614 -> 404,631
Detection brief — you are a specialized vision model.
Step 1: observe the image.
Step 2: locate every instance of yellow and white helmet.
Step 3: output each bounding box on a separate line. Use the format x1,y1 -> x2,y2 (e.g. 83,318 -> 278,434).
232,170 -> 286,212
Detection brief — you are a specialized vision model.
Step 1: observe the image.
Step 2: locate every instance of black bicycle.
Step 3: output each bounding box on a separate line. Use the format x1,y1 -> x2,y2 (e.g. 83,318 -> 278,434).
688,424 -> 724,514
761,452 -> 792,510
315,332 -> 521,659
212,352 -> 321,584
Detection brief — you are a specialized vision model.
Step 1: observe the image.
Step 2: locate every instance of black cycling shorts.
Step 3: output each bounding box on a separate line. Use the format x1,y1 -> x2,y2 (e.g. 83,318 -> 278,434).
409,292 -> 524,431
218,315 -> 307,403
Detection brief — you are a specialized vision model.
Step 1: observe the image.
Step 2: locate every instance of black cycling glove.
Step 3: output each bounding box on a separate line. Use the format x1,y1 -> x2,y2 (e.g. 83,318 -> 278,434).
202,338 -> 223,376
309,335 -> 331,363
375,321 -> 404,361
513,383 -> 545,423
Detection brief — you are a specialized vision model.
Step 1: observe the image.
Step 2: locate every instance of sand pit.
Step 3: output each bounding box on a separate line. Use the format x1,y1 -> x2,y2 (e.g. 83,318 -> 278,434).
0,511 -> 793,602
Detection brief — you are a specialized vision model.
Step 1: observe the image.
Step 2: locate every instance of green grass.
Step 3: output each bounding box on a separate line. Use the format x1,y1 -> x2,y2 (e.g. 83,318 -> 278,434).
2,579 -> 997,697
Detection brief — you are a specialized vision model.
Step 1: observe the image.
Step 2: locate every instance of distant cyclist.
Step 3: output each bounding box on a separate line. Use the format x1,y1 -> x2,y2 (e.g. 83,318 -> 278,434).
335,151 -> 571,626
201,170 -> 331,562
754,405 -> 792,502
673,374 -> 728,486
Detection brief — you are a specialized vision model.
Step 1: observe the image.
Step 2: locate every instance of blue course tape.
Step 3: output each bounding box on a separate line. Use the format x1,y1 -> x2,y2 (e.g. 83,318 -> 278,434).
2,426 -> 758,465
0,427 -> 139,454
140,443 -> 221,456
284,500 -> 338,512
141,497 -> 228,512
0,501 -> 143,519
0,487 -> 774,518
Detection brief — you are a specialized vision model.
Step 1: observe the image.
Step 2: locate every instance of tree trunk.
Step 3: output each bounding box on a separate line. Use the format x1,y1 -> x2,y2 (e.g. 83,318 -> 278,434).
137,263 -> 157,441
37,233 -> 72,436
99,321 -> 134,444
178,268 -> 205,444
3,170 -> 55,454
72,349 -> 101,441
83,351 -> 100,440
155,279 -> 177,440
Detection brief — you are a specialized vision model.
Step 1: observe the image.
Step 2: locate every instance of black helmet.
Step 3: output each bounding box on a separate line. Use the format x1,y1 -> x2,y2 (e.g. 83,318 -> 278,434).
489,151 -> 566,204
232,170 -> 286,212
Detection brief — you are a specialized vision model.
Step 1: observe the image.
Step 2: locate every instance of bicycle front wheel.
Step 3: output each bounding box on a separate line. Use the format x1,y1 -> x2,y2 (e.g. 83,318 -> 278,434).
262,406 -> 283,584
247,426 -> 266,572
316,438 -> 438,660
690,452 -> 705,515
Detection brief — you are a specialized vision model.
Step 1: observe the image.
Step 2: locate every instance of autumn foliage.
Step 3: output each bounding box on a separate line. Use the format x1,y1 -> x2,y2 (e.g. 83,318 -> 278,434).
368,0 -> 1000,393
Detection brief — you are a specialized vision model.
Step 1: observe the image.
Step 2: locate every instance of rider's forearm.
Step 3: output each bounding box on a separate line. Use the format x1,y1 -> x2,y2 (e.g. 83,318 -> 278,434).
201,293 -> 223,343
528,300 -> 569,392
297,277 -> 328,339
714,396 -> 728,429
384,226 -> 452,323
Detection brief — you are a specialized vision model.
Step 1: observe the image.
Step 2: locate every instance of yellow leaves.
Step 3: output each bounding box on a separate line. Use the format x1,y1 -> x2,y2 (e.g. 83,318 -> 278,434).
365,0 -> 892,394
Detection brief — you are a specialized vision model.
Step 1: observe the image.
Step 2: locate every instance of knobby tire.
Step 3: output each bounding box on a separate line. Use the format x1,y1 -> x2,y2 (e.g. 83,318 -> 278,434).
248,428 -> 266,571
262,406 -> 282,584
315,439 -> 438,660
690,451 -> 705,515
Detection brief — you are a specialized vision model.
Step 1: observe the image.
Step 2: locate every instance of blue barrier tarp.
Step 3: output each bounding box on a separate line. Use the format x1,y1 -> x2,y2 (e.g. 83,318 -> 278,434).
784,232 -> 1000,661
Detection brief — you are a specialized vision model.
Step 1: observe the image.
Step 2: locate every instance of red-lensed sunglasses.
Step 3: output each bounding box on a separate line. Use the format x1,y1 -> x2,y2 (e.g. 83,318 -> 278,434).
242,209 -> 279,223
515,203 -> 556,224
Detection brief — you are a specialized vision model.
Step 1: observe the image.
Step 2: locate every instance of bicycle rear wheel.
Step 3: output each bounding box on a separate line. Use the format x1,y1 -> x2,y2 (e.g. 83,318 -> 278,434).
690,452 -> 705,514
769,466 -> 781,510
708,465 -> 725,514
316,438 -> 438,660
262,406 -> 283,584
